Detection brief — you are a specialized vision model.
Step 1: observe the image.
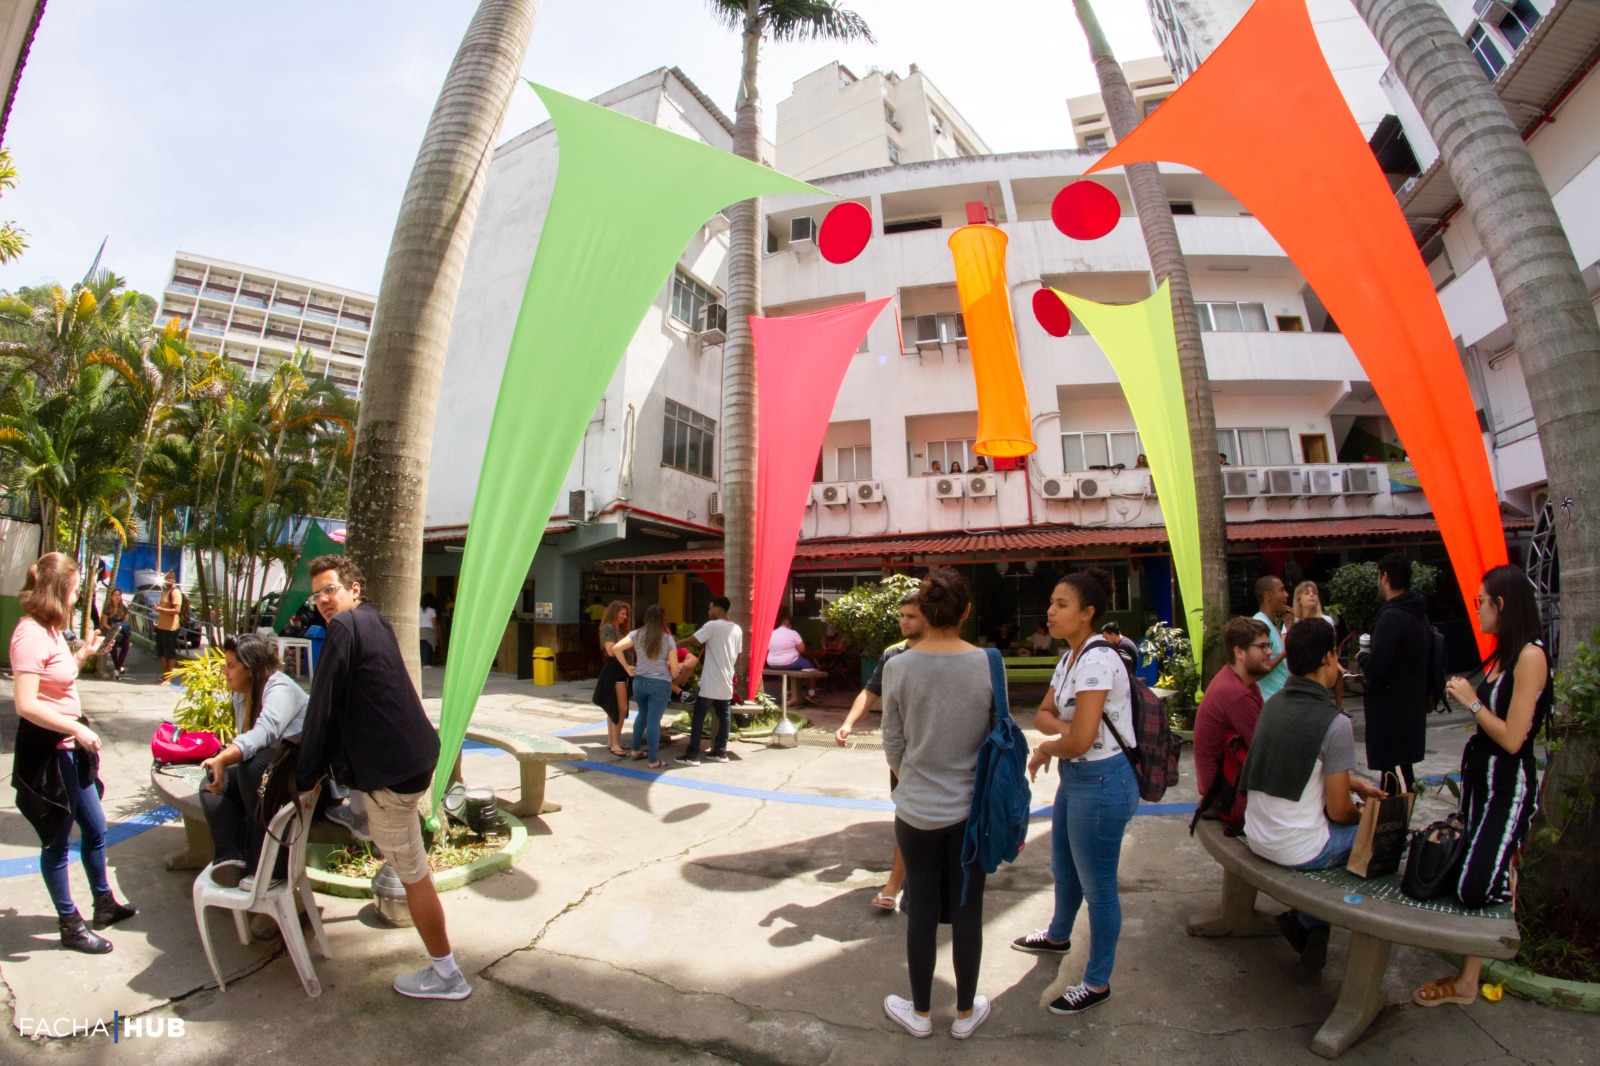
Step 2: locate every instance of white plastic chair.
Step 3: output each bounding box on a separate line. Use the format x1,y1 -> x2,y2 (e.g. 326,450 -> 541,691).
192,785 -> 331,997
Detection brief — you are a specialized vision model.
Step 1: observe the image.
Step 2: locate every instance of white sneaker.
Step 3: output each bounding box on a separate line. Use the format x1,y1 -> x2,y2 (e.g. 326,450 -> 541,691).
394,965 -> 472,1000
883,994 -> 932,1038
951,995 -> 990,1039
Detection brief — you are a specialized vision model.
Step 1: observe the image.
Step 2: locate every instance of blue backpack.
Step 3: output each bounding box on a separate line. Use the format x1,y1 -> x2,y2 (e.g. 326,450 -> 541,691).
960,648 -> 1032,904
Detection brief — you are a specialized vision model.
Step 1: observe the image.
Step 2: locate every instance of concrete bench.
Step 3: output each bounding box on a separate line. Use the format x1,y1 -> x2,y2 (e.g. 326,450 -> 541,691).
761,667 -> 828,718
150,763 -> 353,871
452,723 -> 584,818
1187,819 -> 1520,1059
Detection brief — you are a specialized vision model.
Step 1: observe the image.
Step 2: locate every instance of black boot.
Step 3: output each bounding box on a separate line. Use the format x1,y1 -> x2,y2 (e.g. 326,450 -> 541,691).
59,912 -> 113,954
92,892 -> 137,929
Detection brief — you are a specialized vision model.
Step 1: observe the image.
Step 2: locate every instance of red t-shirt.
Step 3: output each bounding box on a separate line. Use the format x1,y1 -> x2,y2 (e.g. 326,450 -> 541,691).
1192,664 -> 1262,797
9,616 -> 83,750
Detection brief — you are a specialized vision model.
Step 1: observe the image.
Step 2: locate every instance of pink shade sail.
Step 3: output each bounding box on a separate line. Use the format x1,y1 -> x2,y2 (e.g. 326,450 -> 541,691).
748,298 -> 893,699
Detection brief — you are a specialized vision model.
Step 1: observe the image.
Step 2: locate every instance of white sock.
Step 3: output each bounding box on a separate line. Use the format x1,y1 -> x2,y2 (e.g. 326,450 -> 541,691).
431,952 -> 460,978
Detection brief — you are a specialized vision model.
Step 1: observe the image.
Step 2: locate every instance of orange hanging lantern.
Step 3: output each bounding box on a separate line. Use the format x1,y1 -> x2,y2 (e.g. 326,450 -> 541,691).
948,225 -> 1035,458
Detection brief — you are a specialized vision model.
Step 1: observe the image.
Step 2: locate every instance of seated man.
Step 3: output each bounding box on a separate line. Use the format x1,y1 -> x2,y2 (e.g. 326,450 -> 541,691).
1237,618 -> 1385,972
1192,617 -> 1272,799
1100,621 -> 1141,671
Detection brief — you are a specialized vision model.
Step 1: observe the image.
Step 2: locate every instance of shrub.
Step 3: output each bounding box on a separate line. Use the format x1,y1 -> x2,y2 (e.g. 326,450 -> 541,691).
1140,622 -> 1198,705
821,574 -> 921,656
170,647 -> 237,741
1325,560 -> 1437,636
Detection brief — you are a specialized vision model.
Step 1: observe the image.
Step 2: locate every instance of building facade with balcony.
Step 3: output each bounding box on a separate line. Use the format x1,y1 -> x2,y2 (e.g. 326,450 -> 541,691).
154,252 -> 376,393
1066,56 -> 1177,151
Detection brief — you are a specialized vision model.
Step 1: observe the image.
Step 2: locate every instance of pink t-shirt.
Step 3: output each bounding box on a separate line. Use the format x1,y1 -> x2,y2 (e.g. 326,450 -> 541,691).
9,615 -> 82,750
766,626 -> 805,667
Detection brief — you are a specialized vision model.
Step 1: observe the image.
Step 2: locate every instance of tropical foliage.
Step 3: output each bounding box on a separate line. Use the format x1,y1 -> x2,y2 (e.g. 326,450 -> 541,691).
169,647 -> 237,741
1324,559 -> 1438,636
821,573 -> 920,656
0,270 -> 356,643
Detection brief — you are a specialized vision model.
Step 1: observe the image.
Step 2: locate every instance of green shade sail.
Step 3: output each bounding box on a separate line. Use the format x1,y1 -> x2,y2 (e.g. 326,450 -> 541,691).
1054,282 -> 1204,651
433,83 -> 821,810
271,521 -> 343,633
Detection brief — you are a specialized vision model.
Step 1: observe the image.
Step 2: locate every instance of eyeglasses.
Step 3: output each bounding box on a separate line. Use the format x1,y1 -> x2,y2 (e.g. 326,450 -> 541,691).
312,583 -> 344,601
1249,642 -> 1275,651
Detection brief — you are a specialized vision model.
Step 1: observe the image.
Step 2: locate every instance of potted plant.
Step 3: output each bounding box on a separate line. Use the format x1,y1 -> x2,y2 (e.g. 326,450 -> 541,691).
821,574 -> 922,685
1140,622 -> 1200,727
169,648 -> 237,741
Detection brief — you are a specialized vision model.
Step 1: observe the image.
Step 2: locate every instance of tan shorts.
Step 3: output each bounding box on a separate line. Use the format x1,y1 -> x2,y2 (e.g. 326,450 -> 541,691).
362,788 -> 430,884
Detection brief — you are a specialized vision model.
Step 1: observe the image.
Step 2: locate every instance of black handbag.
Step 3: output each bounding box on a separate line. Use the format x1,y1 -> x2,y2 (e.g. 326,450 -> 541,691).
255,739 -> 303,845
1400,813 -> 1467,900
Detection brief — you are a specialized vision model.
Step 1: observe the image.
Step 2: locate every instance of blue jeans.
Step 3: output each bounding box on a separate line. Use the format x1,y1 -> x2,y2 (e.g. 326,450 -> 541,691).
632,677 -> 672,761
41,750 -> 111,917
1046,756 -> 1140,988
1289,821 -> 1360,931
686,696 -> 731,757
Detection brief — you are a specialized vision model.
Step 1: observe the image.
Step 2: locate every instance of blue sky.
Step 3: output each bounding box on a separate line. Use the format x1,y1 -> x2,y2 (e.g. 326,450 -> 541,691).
0,1 -> 1160,300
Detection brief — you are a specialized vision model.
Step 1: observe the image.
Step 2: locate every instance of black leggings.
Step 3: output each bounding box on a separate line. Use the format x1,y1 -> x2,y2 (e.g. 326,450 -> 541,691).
894,817 -> 985,1013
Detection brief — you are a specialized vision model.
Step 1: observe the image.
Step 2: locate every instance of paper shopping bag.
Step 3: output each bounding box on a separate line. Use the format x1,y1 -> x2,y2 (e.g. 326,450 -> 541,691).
1347,774 -> 1415,878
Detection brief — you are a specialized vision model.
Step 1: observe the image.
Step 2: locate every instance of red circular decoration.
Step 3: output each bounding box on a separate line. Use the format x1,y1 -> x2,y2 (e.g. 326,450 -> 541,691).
1032,288 -> 1073,337
1051,181 -> 1120,241
818,201 -> 872,264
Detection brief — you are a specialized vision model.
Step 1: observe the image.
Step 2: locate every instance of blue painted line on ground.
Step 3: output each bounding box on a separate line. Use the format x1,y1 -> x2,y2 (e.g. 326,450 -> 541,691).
0,805 -> 182,880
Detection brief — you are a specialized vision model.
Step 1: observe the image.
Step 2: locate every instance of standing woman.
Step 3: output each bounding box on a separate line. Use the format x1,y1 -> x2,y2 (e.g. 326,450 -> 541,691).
419,593 -> 440,667
1288,581 -> 1335,631
1415,565 -> 1551,1007
881,568 -> 993,1039
1014,568 -> 1139,1016
10,553 -> 136,953
593,601 -> 633,757
613,605 -> 678,769
101,588 -> 132,678
198,634 -> 310,885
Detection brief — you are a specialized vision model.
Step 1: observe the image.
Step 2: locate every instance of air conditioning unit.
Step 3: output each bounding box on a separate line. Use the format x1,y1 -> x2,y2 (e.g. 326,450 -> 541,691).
1076,474 -> 1108,499
568,489 -> 588,522
944,313 -> 967,342
790,215 -> 818,254
934,476 -> 964,499
1222,468 -> 1261,498
1115,472 -> 1153,497
707,491 -> 724,519
1305,467 -> 1345,495
1039,476 -> 1075,500
698,302 -> 728,345
914,314 -> 941,347
1474,0 -> 1512,22
967,474 -> 996,497
818,482 -> 851,507
855,480 -> 885,504
1260,467 -> 1307,496
1343,465 -> 1384,495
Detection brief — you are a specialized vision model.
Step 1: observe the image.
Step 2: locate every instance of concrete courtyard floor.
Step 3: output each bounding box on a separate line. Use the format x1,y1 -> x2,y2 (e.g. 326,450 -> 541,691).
3,648 -> 1597,1064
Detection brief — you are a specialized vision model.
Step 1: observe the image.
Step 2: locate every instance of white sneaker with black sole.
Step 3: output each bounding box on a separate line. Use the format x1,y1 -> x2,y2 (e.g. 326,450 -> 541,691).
883,995 -> 932,1037
394,965 -> 472,1000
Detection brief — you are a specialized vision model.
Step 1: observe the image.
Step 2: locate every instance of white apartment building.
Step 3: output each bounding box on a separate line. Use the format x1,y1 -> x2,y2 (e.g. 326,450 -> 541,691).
1066,56 -> 1177,151
154,252 -> 377,393
776,62 -> 990,180
424,66 -> 1483,678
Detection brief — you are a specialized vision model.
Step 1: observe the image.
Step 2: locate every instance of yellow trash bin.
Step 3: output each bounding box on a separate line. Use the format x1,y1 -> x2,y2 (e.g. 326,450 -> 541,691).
532,647 -> 556,687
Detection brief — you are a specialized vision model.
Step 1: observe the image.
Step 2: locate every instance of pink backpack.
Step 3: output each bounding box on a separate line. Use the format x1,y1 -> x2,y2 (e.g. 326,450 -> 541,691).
150,722 -> 222,765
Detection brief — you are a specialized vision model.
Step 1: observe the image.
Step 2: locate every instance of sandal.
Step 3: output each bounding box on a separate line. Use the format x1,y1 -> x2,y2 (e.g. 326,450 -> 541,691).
631,750 -> 647,760
610,747 -> 628,758
647,760 -> 669,770
870,891 -> 899,911
1413,977 -> 1476,1007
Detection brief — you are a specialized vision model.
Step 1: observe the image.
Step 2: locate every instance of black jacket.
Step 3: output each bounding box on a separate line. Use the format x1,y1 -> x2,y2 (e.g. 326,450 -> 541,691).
295,601 -> 440,793
1361,588 -> 1431,768
13,716 -> 102,844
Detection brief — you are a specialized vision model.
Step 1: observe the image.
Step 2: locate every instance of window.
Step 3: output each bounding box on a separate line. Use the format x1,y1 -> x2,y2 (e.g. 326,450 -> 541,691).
1169,202 -> 1196,215
1217,427 -> 1293,466
1083,133 -> 1108,151
884,217 -> 942,234
1105,562 -> 1133,612
836,445 -> 872,481
930,111 -> 945,137
670,269 -> 718,329
1421,234 -> 1455,290
1275,315 -> 1305,332
662,400 -> 716,479
887,139 -> 902,164
790,573 -> 877,619
902,312 -> 966,346
1195,301 -> 1269,331
1498,0 -> 1541,50
1144,96 -> 1167,116
924,438 -> 977,472
1467,25 -> 1506,80
1061,432 -> 1143,470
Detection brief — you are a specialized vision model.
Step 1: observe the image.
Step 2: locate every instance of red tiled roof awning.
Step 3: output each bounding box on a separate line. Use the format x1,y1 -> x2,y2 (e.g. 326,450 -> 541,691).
597,516 -> 1478,573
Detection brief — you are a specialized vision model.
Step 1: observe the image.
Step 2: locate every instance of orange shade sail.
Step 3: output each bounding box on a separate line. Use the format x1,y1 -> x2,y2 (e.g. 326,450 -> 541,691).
948,225 -> 1035,458
1089,0 -> 1504,653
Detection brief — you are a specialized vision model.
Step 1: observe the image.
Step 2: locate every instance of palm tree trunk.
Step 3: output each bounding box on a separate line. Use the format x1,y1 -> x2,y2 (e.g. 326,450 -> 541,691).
345,0 -> 539,693
1072,0 -> 1230,677
1352,0 -> 1600,938
722,3 -> 766,673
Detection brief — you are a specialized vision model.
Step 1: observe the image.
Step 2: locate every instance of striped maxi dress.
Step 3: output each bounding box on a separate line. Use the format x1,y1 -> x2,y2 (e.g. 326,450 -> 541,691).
1456,640 -> 1551,908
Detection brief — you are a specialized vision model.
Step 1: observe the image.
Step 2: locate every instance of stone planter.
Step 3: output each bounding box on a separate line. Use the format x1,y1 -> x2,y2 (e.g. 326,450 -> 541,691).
305,811 -> 529,898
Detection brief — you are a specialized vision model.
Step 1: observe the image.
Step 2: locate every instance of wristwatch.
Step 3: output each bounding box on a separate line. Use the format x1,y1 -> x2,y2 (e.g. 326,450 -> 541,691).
1469,700 -> 1484,715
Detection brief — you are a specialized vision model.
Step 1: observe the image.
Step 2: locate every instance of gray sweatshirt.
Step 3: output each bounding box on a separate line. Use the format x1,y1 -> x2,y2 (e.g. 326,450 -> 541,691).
231,671 -> 309,761
882,648 -> 993,831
